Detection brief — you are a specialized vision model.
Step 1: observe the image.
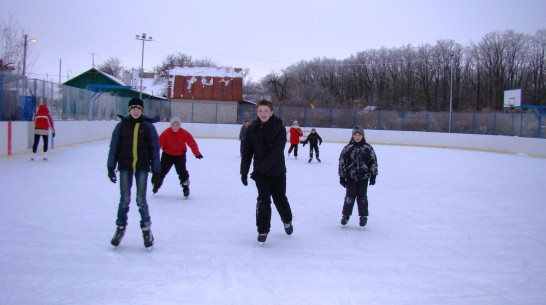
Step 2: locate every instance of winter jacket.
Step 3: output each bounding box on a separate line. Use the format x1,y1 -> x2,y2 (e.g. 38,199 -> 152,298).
289,126 -> 303,144
239,125 -> 248,141
107,115 -> 161,173
159,127 -> 201,157
34,105 -> 55,134
303,132 -> 322,147
338,139 -> 378,181
240,115 -> 287,177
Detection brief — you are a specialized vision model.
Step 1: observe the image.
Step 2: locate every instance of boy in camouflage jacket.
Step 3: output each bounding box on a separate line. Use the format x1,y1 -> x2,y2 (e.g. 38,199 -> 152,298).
338,126 -> 378,228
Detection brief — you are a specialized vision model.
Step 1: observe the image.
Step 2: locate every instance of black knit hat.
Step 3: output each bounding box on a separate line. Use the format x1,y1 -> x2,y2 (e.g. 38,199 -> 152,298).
128,98 -> 144,112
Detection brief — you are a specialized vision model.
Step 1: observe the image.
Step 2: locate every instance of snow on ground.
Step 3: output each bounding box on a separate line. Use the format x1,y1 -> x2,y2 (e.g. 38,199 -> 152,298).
1,138 -> 545,305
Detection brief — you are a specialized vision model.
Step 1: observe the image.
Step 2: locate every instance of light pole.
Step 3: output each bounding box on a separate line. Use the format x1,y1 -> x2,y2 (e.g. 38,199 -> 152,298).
22,34 -> 37,77
136,33 -> 153,99
449,53 -> 454,133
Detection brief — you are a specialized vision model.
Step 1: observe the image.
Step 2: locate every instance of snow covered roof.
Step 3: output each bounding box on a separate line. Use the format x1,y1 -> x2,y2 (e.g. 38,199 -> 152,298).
169,66 -> 243,78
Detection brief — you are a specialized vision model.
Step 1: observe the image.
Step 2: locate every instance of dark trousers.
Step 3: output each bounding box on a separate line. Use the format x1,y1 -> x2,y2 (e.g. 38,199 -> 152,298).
32,134 -> 49,153
308,143 -> 319,158
287,144 -> 299,156
254,173 -> 293,234
342,179 -> 369,217
159,152 -> 189,187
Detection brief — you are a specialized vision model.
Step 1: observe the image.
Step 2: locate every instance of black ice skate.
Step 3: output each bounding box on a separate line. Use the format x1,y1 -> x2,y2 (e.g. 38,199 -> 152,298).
284,222 -> 293,235
257,233 -> 268,244
111,226 -> 126,247
308,158 -> 312,163
341,215 -> 350,226
142,226 -> 154,249
317,158 -> 321,163
182,180 -> 190,198
359,216 -> 368,228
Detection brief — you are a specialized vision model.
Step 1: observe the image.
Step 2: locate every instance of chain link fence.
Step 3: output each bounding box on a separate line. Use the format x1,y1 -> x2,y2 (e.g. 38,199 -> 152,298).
2,72 -> 544,138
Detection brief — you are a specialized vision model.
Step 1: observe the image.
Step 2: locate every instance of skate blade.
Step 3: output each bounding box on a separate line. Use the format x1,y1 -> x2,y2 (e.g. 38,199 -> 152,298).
145,246 -> 154,251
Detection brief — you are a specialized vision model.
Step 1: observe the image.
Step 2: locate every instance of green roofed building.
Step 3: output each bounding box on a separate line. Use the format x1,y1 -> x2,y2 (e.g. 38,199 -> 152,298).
63,68 -> 165,100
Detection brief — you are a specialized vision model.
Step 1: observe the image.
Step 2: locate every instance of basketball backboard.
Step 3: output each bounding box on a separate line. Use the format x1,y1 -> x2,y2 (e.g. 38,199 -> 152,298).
504,89 -> 521,108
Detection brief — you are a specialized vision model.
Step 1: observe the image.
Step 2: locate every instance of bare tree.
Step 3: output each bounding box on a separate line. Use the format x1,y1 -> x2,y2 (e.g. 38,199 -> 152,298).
97,57 -> 123,78
0,15 -> 37,75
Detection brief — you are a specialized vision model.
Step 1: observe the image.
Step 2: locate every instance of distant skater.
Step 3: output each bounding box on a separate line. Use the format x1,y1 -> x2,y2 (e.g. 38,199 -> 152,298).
239,119 -> 250,156
302,128 -> 322,163
31,104 -> 55,161
287,120 -> 303,159
338,126 -> 378,229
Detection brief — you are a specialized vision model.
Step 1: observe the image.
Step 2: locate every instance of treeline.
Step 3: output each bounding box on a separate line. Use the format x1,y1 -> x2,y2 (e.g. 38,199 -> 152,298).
244,29 -> 546,112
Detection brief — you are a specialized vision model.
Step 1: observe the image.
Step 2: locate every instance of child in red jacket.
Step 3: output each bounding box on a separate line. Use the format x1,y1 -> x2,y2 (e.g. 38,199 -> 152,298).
32,104 -> 56,160
152,117 -> 203,198
287,120 -> 303,159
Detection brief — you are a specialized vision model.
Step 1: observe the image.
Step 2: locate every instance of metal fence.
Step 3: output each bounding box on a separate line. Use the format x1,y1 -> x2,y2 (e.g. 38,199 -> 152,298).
0,72 -> 170,122
2,72 -> 545,138
238,104 -> 546,139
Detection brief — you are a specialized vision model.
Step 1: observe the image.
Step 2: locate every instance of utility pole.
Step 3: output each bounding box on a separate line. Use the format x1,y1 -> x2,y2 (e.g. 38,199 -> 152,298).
135,33 -> 153,99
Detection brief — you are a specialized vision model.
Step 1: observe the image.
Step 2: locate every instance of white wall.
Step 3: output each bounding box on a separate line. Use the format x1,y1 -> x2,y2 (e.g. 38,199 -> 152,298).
2,121 -> 545,158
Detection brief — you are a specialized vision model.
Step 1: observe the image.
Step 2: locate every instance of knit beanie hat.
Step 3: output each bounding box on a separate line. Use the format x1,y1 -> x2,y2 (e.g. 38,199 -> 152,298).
170,116 -> 181,124
128,98 -> 144,112
293,120 -> 299,125
352,126 -> 365,137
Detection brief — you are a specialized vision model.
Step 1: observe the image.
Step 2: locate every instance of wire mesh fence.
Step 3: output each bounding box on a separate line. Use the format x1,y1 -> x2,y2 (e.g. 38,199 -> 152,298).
2,72 -> 545,138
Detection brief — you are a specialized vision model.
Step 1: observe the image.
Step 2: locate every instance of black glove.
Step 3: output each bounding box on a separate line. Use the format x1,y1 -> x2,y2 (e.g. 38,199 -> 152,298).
108,167 -> 116,183
369,175 -> 376,185
302,142 -> 306,147
151,172 -> 161,187
339,177 -> 347,188
196,155 -> 203,159
241,174 -> 248,186
52,133 -> 55,138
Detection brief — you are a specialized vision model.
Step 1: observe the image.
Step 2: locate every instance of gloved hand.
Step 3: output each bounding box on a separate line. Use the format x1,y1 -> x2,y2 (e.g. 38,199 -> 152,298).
302,142 -> 306,147
339,177 -> 347,188
196,155 -> 203,159
369,175 -> 376,185
151,172 -> 161,188
108,167 -> 117,183
52,133 -> 55,138
241,174 -> 248,186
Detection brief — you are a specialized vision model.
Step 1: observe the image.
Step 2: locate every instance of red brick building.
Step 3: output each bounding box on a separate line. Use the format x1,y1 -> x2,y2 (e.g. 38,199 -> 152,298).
167,66 -> 243,101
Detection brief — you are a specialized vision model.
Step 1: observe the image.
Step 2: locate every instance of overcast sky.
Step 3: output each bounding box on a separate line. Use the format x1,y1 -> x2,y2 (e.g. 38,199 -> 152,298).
1,0 -> 545,83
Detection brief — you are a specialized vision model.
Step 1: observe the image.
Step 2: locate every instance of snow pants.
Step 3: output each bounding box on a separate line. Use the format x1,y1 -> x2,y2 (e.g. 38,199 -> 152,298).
287,144 -> 299,157
342,179 -> 369,217
253,173 -> 293,234
308,143 -> 319,159
158,152 -> 189,189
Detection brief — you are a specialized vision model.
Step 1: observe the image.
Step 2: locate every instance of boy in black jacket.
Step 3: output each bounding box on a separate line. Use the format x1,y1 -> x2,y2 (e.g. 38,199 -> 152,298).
302,128 -> 322,163
240,100 -> 294,244
107,98 -> 161,249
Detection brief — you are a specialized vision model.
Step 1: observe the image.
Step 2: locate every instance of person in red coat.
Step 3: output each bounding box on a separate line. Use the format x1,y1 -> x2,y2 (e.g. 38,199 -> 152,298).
32,104 -> 56,160
152,116 -> 203,198
287,120 -> 303,159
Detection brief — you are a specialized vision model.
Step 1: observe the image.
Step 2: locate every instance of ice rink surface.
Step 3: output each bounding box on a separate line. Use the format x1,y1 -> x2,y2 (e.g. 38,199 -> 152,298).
1,138 -> 545,305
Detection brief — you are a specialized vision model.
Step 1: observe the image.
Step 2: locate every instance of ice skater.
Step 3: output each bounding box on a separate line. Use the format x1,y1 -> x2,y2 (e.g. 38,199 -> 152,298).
338,126 -> 378,229
302,128 -> 322,163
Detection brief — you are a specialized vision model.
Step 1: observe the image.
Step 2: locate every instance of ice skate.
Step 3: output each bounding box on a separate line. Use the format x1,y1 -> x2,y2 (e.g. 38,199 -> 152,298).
142,225 -> 154,249
317,158 -> 321,163
110,226 -> 126,247
308,158 -> 312,163
283,222 -> 293,235
359,216 -> 368,229
341,215 -> 350,226
182,180 -> 190,198
257,233 -> 268,245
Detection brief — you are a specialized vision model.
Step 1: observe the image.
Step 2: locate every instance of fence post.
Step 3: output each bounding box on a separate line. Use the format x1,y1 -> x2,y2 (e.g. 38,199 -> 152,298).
472,112 -> 476,134
329,108 -> 333,128
377,111 -> 381,130
493,113 -> 497,135
303,107 -> 308,126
